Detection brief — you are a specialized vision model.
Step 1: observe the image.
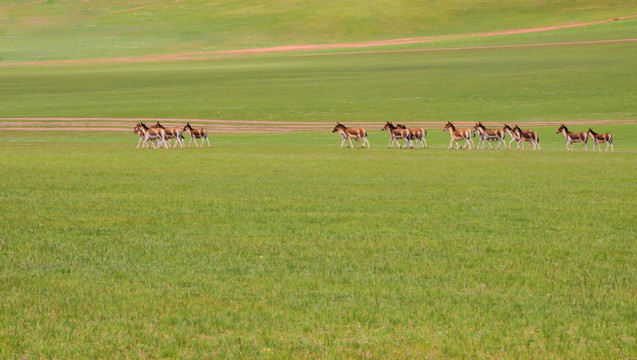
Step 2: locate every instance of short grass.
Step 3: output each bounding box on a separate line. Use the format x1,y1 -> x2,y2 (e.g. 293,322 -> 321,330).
2,0 -> 636,62
2,1 -> 636,358
2,39 -> 636,123
1,129 -> 636,358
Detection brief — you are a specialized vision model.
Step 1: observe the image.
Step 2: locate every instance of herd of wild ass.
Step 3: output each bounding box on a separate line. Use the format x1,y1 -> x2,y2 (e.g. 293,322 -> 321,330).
332,122 -> 614,151
133,121 -> 614,152
133,122 -> 211,148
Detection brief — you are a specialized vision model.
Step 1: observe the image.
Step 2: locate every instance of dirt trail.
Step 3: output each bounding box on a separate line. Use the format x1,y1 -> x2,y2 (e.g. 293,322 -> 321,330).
2,14 -> 636,66
111,0 -> 187,14
2,15 -> 635,132
1,118 -> 635,133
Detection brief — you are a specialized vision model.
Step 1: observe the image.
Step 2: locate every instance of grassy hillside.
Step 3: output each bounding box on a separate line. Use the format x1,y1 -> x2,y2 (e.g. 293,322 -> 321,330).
1,0 -> 636,61
2,39 -> 636,122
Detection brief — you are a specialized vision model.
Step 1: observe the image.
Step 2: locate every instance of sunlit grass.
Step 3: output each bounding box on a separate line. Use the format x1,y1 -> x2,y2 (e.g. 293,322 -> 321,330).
1,131 -> 635,358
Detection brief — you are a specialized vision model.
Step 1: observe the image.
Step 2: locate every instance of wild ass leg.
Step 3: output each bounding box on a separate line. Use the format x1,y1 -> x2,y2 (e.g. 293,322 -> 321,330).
142,136 -> 155,149
171,137 -> 180,149
463,137 -> 473,150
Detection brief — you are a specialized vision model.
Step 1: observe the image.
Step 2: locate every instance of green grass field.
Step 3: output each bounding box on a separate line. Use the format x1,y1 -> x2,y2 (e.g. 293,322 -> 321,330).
2,38 -> 637,123
2,0 -> 637,358
2,0 -> 636,62
1,129 -> 636,358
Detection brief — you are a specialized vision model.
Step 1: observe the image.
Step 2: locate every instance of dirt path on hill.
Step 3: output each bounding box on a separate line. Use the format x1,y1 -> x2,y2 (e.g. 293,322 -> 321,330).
2,15 -> 636,66
1,118 -> 635,133
2,15 -> 635,132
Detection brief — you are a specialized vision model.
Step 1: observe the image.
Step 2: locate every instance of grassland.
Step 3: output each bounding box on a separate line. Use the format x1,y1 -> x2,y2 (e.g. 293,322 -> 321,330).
2,0 -> 636,62
1,129 -> 636,359
2,37 -> 637,123
2,0 -> 637,358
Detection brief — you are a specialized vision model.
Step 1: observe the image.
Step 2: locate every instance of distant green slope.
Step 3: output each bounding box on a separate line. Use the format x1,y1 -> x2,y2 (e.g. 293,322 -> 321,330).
1,0 -> 636,61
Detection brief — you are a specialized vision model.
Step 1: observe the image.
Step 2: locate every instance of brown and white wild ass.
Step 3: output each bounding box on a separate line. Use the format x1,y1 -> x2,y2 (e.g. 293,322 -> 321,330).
134,123 -> 154,148
151,121 -> 184,148
133,122 -> 169,149
396,124 -> 428,148
502,124 -> 520,150
587,128 -> 613,152
556,124 -> 587,152
513,124 -> 541,150
473,122 -> 506,150
332,122 -> 370,149
443,121 -> 474,150
382,122 -> 414,148
182,122 -> 211,148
